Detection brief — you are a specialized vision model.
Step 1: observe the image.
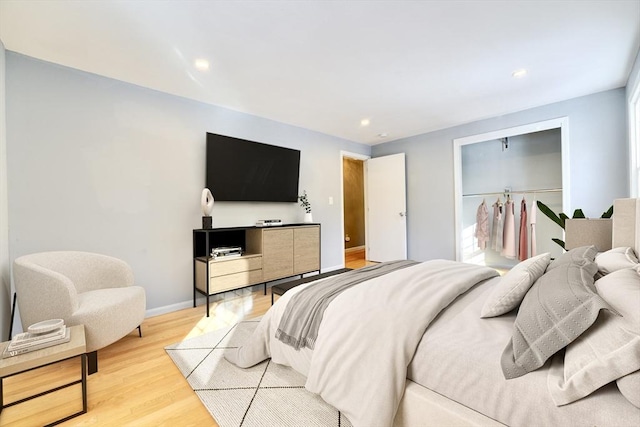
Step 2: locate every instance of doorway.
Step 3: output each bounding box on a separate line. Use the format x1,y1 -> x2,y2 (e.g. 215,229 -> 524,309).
343,156 -> 367,267
341,151 -> 370,269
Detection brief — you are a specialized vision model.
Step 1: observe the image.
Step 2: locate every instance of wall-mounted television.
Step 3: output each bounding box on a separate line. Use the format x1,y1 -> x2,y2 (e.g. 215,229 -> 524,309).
206,133 -> 301,202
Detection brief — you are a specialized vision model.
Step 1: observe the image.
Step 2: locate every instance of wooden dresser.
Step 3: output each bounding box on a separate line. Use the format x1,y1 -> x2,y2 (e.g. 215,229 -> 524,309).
193,224 -> 320,316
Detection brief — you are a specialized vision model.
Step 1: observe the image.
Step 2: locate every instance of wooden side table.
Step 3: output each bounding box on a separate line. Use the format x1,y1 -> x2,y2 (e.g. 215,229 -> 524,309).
0,324 -> 87,426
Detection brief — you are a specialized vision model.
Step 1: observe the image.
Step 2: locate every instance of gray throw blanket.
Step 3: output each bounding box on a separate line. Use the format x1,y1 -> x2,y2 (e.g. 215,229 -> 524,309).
275,260 -> 418,350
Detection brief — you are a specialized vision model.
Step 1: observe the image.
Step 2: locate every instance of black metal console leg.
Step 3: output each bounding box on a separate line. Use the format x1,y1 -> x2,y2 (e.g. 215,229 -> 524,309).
137,325 -> 142,338
87,351 -> 98,375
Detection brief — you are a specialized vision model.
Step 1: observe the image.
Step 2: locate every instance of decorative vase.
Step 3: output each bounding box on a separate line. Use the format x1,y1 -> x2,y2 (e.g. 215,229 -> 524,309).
304,212 -> 313,223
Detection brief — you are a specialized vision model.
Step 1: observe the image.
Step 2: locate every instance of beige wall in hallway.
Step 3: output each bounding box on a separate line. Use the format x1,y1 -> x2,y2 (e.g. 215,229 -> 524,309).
343,158 -> 365,249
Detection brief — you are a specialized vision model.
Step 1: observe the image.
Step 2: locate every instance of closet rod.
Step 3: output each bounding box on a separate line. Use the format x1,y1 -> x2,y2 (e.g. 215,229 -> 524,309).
462,188 -> 562,197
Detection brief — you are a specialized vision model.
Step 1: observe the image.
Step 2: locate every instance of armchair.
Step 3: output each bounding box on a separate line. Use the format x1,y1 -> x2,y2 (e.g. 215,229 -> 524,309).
13,251 -> 146,373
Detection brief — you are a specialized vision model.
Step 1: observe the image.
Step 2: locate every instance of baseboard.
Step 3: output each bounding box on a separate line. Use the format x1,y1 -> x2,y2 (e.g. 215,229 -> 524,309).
345,245 -> 365,253
146,300 -> 196,318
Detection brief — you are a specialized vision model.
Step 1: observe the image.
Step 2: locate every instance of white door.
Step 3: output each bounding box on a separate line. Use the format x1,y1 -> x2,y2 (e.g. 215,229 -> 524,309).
366,153 -> 407,262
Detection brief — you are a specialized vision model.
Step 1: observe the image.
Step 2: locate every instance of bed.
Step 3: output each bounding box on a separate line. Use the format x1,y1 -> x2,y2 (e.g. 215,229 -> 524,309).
225,198 -> 640,426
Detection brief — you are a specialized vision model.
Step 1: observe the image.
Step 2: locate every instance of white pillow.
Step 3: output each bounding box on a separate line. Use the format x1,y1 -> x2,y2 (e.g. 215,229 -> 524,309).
597,266 -> 640,408
618,371 -> 640,408
596,267 -> 640,330
480,253 -> 551,318
548,268 -> 640,406
595,247 -> 639,275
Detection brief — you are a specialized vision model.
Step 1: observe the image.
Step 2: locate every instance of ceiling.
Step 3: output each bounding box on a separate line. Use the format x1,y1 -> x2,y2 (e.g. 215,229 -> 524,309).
1,1 -> 639,145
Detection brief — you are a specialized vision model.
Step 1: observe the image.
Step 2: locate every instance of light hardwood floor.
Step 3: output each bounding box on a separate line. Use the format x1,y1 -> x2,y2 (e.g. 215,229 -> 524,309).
1,260 -> 367,427
345,247 -> 377,269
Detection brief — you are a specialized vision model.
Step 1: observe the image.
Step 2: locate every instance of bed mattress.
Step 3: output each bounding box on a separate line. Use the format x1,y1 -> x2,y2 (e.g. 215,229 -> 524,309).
407,276 -> 640,427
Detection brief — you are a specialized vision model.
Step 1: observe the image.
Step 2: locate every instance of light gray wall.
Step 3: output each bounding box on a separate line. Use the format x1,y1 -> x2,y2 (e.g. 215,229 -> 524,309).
373,88 -> 628,262
6,52 -> 370,314
0,41 -> 9,338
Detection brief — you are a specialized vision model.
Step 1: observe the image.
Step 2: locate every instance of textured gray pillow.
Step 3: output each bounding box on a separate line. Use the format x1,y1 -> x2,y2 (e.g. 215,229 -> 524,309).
546,245 -> 598,271
501,252 -> 611,379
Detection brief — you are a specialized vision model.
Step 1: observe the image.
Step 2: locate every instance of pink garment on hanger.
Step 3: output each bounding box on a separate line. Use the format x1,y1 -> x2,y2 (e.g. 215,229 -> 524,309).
475,200 -> 489,250
501,198 -> 516,259
518,198 -> 528,261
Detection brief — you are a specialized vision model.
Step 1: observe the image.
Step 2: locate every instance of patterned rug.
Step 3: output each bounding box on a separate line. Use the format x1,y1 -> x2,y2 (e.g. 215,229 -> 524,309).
165,319 -> 352,427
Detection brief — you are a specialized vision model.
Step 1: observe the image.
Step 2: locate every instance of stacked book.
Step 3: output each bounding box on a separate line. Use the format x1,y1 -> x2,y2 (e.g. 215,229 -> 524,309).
256,219 -> 283,227
211,246 -> 243,259
2,320 -> 71,358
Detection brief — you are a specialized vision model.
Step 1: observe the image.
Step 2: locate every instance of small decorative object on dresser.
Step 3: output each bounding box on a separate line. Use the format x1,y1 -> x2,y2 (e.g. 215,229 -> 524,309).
299,190 -> 313,223
201,188 -> 214,229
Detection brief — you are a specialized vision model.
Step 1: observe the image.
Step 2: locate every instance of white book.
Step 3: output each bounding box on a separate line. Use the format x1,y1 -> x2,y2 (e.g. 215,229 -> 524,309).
9,326 -> 66,350
2,328 -> 71,358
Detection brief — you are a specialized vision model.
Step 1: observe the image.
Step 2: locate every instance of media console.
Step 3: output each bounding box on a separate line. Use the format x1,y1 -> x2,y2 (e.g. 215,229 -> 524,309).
193,223 -> 321,316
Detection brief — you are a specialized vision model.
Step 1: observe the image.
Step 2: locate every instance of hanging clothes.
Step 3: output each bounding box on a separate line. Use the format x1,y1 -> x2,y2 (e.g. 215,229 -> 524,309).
490,198 -> 504,252
530,199 -> 537,257
501,197 -> 517,259
475,200 -> 489,250
518,197 -> 528,261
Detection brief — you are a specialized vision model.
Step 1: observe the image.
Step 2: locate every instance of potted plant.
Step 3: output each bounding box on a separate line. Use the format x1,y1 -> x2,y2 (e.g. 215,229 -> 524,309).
299,190 -> 313,223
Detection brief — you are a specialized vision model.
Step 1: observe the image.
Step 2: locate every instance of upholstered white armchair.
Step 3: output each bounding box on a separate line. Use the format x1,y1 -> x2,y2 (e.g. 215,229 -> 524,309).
13,251 -> 146,373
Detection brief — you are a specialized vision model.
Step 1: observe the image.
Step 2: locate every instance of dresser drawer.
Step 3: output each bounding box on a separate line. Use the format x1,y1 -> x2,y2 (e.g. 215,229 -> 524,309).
210,255 -> 262,277
208,270 -> 264,294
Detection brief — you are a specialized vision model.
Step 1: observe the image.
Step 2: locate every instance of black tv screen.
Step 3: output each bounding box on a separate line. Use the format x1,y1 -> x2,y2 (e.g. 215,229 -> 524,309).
206,133 -> 301,202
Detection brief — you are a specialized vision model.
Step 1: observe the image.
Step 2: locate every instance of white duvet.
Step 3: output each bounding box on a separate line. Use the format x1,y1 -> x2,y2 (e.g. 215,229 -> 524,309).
225,260 -> 498,427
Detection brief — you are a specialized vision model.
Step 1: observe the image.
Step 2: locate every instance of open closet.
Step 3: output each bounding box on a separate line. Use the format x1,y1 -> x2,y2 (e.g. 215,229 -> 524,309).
454,118 -> 569,269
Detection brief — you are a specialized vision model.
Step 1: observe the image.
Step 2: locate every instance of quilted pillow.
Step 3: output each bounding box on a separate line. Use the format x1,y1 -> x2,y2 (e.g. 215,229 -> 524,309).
595,247 -> 639,276
546,245 -> 597,271
501,247 -> 611,379
480,253 -> 551,318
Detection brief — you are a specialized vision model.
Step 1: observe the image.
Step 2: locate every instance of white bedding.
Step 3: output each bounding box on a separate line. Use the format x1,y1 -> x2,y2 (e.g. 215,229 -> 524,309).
225,260 -> 498,426
409,276 -> 640,427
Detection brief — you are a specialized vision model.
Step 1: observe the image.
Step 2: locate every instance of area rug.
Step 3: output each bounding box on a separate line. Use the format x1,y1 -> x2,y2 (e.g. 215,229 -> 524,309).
165,318 -> 352,427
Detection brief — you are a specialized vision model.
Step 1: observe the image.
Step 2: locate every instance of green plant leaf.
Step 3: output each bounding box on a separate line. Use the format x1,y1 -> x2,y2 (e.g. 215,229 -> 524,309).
601,205 -> 613,218
572,209 -> 585,219
552,238 -> 566,249
537,201 -> 564,229
559,213 -> 569,229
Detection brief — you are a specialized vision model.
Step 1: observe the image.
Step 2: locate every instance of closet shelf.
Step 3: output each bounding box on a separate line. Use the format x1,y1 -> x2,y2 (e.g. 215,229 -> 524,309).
462,188 -> 562,197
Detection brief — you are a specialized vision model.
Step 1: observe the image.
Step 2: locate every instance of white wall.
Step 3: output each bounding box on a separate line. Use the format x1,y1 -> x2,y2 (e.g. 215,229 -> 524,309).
627,48 -> 640,103
373,88 -> 629,262
0,41 -> 10,338
5,53 -> 370,314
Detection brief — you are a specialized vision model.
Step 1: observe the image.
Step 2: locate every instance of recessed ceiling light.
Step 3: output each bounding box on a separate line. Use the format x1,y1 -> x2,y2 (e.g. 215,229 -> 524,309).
360,118 -> 370,127
512,68 -> 527,78
195,59 -> 210,71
